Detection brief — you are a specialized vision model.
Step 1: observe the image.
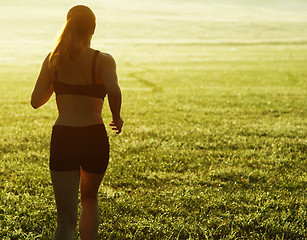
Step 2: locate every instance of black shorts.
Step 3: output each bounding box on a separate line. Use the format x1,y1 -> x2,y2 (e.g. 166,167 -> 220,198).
50,124 -> 109,174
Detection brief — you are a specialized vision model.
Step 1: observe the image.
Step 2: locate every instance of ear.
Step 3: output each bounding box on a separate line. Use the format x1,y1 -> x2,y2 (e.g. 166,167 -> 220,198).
92,23 -> 96,35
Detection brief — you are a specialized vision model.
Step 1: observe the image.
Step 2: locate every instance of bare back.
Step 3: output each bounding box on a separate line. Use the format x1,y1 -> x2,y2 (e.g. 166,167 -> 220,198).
53,47 -> 105,127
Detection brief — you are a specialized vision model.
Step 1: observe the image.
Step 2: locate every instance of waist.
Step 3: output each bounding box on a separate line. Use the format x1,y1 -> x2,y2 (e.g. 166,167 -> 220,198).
55,115 -> 104,127
51,123 -> 108,138
53,123 -> 106,130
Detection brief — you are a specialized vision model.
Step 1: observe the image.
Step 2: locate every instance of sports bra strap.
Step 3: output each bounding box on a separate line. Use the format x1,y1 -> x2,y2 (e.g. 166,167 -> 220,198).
54,50 -> 100,84
92,50 -> 100,84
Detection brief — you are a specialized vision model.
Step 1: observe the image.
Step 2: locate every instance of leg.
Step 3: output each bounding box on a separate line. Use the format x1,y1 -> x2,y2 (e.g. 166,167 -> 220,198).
79,168 -> 105,240
51,170 -> 80,240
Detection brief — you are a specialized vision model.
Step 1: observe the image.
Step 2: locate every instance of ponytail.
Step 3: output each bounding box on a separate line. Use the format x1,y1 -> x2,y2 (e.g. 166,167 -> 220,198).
49,5 -> 96,70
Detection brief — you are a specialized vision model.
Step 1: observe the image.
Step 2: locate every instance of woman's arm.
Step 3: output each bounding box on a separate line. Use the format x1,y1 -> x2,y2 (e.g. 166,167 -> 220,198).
31,54 -> 54,109
100,53 -> 123,134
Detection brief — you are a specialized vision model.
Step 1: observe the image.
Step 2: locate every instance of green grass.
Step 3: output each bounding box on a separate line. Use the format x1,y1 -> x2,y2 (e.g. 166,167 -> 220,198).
1,0 -> 307,239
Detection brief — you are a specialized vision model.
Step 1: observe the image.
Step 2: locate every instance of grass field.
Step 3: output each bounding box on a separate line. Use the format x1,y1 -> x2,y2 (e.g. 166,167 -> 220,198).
0,0 -> 307,239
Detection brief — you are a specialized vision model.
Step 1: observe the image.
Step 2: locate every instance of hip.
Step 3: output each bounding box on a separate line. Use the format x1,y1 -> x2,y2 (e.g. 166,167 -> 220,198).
51,124 -> 109,146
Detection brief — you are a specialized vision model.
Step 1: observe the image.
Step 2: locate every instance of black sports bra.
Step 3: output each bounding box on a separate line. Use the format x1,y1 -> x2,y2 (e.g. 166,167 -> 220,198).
53,50 -> 107,99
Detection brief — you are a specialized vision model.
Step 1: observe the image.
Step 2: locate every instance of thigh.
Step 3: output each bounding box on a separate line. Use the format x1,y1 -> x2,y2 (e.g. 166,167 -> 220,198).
51,170 -> 80,220
80,168 -> 104,200
50,126 -> 80,171
80,125 -> 109,174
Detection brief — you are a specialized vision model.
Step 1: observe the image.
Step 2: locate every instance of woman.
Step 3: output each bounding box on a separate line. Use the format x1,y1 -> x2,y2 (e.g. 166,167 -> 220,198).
31,5 -> 123,240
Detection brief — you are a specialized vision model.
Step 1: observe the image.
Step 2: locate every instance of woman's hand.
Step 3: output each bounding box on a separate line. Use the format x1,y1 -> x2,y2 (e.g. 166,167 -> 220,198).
109,117 -> 123,134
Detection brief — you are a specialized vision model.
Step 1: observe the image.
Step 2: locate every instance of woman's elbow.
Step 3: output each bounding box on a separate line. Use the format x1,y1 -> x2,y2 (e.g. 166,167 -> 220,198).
108,86 -> 121,97
31,100 -> 39,109
31,95 -> 40,109
108,90 -> 121,101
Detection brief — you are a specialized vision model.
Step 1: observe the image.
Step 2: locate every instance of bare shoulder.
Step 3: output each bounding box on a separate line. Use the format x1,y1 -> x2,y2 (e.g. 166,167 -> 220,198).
97,51 -> 116,70
40,52 -> 53,79
43,52 -> 51,66
95,51 -> 118,85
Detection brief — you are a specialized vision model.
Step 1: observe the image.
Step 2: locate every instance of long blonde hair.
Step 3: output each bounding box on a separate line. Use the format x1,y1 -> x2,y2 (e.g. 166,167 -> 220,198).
49,5 -> 96,69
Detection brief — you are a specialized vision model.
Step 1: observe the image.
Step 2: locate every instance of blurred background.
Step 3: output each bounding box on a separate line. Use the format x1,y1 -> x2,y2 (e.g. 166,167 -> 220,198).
0,1 -> 306,238
1,0 -> 307,66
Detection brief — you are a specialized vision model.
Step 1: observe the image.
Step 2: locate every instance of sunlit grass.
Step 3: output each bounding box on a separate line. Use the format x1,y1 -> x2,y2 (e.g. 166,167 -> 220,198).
1,0 -> 307,239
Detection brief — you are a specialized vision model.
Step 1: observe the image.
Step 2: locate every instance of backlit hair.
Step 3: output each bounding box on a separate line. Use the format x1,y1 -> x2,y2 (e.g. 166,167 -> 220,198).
49,5 -> 96,69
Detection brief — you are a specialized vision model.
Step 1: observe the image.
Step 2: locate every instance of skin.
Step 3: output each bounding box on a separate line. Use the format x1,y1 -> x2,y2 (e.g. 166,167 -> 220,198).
31,47 -> 123,131
31,44 -> 123,240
